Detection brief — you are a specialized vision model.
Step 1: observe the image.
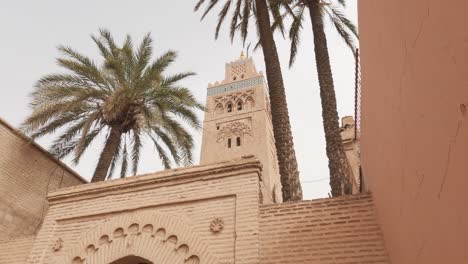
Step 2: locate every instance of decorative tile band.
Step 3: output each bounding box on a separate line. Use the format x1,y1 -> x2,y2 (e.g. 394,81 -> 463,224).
207,76 -> 265,96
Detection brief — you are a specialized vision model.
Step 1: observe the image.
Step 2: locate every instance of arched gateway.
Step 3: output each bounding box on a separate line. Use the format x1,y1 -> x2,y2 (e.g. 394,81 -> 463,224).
59,212 -> 219,264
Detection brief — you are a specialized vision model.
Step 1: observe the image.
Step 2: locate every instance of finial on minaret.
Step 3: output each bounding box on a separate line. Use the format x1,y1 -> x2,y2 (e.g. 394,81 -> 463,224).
240,51 -> 245,59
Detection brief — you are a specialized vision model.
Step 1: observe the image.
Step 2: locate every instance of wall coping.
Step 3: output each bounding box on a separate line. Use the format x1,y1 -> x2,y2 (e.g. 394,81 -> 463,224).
0,117 -> 87,183
47,156 -> 263,204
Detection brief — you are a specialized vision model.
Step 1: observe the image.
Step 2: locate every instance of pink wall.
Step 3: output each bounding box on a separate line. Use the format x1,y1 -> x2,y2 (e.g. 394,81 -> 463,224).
359,0 -> 468,263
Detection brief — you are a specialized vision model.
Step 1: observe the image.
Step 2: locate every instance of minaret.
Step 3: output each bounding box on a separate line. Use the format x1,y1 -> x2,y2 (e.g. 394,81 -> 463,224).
200,54 -> 282,203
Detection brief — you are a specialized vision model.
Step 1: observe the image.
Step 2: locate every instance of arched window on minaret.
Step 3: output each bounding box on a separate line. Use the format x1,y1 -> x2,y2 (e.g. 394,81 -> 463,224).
227,138 -> 232,148
215,103 -> 223,115
245,97 -> 255,110
227,103 -> 233,113
236,137 -> 241,146
237,100 -> 243,111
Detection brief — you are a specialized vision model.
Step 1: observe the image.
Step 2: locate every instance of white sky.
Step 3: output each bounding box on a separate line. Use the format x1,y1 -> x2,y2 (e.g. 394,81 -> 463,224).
0,1 -> 357,199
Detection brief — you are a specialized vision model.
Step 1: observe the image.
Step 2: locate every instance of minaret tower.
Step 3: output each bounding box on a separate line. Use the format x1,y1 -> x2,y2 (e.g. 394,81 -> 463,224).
200,54 -> 282,203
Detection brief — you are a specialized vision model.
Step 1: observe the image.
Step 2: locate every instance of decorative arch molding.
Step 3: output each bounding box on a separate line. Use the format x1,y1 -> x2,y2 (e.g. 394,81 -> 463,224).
213,89 -> 255,111
216,121 -> 252,142
59,212 -> 220,264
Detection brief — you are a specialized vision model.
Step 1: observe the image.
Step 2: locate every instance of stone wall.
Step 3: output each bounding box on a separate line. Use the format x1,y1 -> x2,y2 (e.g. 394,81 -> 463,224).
26,158 -> 263,264
0,118 -> 85,241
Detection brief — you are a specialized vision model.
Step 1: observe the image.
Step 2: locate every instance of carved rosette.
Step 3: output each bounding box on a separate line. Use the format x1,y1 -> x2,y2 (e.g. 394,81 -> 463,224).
53,237 -> 64,252
216,121 -> 252,142
209,218 -> 224,233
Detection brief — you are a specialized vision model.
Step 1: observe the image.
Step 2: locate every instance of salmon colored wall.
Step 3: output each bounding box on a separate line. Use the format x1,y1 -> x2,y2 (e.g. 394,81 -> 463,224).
359,0 -> 468,263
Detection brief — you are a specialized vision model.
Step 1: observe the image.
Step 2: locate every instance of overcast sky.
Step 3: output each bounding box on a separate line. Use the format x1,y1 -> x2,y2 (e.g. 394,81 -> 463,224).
0,1 -> 357,199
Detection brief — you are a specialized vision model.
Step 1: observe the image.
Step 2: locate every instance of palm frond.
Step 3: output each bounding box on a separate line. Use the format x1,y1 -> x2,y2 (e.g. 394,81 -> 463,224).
150,127 -> 181,166
201,0 -> 221,20
107,140 -> 122,179
57,46 -> 106,87
160,72 -> 196,86
72,125 -> 103,164
29,113 -> 80,139
215,0 -> 232,39
135,33 -> 153,79
240,0 -> 251,43
269,0 -> 286,38
230,0 -> 243,42
323,4 -> 358,51
73,112 -> 100,163
143,51 -> 177,83
194,0 -> 207,11
148,134 -> 171,169
25,30 -> 203,181
288,5 -> 305,67
120,142 -> 128,178
130,131 -> 142,175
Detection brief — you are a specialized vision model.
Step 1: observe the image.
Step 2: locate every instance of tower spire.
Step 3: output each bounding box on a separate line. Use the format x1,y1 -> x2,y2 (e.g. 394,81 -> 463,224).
240,50 -> 245,59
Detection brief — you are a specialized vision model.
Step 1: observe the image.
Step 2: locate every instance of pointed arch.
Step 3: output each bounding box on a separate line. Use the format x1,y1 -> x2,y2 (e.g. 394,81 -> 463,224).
60,212 -> 219,264
236,100 -> 243,111
226,102 -> 233,113
245,97 -> 255,110
214,103 -> 223,115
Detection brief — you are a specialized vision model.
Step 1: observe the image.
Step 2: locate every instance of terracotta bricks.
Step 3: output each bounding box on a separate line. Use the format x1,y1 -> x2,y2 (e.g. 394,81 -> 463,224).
260,194 -> 389,263
0,118 -> 85,241
0,236 -> 35,263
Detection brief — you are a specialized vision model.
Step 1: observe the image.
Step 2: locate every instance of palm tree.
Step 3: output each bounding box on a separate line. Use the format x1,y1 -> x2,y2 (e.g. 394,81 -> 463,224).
274,0 -> 358,196
22,30 -> 203,182
195,0 -> 303,201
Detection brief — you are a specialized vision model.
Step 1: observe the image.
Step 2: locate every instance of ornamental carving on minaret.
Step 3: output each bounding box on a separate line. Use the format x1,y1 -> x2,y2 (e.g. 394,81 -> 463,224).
214,89 -> 255,107
216,121 -> 252,142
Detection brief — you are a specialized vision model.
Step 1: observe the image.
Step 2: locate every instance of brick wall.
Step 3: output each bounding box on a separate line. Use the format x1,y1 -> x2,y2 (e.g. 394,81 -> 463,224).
0,118 -> 85,241
259,194 -> 389,263
0,236 -> 35,263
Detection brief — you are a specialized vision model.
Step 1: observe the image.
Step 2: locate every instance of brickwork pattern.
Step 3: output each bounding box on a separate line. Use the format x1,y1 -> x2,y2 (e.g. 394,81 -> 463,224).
0,236 -> 35,263
259,194 -> 389,263
0,119 -> 85,241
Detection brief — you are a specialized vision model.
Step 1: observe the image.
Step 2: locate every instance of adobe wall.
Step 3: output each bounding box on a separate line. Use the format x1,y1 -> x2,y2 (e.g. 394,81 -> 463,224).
359,0 -> 468,263
0,118 -> 85,241
0,236 -> 35,263
259,194 -> 388,263
26,158 -> 263,264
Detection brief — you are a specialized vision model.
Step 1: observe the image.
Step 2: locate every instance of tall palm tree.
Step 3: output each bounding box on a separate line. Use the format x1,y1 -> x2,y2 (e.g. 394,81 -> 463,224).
22,30 -> 203,182
274,0 -> 358,196
195,0 -> 303,201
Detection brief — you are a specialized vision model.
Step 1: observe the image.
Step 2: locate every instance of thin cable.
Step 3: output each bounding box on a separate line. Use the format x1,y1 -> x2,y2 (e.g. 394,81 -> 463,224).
301,177 -> 330,183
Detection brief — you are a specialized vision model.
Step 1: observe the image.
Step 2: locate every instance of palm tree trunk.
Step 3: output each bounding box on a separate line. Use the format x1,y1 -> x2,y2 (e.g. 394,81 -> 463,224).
91,127 -> 122,182
255,0 -> 302,201
308,0 -> 351,196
